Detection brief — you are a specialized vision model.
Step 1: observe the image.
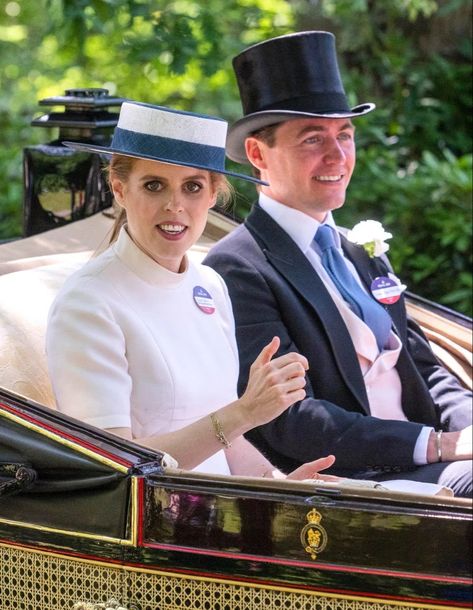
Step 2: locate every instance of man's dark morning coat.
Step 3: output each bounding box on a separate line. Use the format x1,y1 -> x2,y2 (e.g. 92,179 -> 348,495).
204,204 -> 472,477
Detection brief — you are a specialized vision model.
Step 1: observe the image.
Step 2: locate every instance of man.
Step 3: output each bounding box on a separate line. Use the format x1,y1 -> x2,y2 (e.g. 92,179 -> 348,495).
204,31 -> 472,496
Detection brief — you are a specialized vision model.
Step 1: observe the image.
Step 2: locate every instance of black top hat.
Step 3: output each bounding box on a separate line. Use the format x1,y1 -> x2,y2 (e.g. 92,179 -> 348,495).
226,31 -> 375,163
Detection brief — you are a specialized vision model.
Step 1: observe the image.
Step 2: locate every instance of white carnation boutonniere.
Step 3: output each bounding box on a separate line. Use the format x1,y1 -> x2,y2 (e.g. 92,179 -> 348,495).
347,220 -> 393,258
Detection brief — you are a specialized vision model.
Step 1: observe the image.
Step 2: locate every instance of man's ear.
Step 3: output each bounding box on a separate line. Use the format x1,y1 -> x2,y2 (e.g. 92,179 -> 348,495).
245,137 -> 267,171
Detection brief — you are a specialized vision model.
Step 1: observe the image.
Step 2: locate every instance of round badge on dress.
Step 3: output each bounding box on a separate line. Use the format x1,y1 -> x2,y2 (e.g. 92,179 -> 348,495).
193,286 -> 215,314
370,276 -> 405,305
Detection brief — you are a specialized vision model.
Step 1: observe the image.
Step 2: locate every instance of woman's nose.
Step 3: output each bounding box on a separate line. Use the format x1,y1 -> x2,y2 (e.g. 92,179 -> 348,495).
164,194 -> 183,212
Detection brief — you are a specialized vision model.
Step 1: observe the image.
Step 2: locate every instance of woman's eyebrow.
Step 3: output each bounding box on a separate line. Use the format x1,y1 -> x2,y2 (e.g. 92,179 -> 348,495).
139,174 -> 164,181
139,173 -> 208,181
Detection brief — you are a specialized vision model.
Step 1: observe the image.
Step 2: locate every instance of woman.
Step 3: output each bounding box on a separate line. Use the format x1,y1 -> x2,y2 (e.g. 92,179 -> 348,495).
46,101 -> 335,479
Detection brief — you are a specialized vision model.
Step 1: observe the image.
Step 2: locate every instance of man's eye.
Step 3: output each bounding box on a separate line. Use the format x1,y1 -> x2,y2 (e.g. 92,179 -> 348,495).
304,136 -> 322,144
338,132 -> 352,141
144,181 -> 162,192
185,182 -> 202,193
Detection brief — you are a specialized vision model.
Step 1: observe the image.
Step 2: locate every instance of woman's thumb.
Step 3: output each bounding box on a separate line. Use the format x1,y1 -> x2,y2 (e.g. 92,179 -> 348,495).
254,336 -> 280,367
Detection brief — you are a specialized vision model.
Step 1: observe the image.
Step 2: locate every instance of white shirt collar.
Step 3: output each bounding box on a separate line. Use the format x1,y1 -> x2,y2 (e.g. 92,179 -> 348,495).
258,192 -> 341,253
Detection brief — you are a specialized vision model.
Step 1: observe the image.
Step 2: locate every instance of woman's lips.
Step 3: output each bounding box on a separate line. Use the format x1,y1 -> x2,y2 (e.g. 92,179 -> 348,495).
156,223 -> 188,240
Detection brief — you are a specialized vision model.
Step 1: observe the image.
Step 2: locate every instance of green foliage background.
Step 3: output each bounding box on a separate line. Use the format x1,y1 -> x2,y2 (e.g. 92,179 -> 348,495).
0,0 -> 471,315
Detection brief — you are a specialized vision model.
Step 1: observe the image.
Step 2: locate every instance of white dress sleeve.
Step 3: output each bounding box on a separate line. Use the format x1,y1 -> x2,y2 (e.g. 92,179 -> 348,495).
46,278 -> 133,430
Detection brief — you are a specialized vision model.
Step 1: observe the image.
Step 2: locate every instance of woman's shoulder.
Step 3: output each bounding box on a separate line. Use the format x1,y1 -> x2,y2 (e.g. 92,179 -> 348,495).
53,246 -> 120,305
189,258 -> 228,291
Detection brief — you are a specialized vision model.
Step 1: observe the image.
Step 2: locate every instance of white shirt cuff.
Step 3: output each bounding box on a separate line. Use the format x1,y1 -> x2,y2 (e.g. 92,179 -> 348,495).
413,426 -> 434,465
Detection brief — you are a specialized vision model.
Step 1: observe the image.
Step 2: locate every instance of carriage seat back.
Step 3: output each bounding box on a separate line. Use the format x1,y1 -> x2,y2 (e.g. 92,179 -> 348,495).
0,254 -> 89,409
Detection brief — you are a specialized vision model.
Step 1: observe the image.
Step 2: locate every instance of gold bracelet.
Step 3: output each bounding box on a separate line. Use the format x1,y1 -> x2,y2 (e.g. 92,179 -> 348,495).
436,430 -> 443,462
210,412 -> 232,448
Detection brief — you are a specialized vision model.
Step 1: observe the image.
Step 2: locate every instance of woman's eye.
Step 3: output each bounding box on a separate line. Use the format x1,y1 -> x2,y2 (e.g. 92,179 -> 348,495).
185,182 -> 202,193
144,180 -> 163,192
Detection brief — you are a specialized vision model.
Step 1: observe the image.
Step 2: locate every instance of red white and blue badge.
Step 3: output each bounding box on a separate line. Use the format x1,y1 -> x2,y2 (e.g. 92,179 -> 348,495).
193,286 -> 215,314
370,274 -> 406,305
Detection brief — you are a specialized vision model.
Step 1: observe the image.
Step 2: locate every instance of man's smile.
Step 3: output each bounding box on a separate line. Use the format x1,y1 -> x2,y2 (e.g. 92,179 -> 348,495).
314,174 -> 344,182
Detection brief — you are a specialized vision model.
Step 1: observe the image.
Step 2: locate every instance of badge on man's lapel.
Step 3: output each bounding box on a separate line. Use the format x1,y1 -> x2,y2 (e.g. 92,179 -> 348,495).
370,273 -> 407,305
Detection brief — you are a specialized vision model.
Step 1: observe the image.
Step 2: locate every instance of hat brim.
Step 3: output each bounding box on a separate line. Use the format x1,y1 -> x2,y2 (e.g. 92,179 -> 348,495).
63,141 -> 267,186
226,103 -> 375,164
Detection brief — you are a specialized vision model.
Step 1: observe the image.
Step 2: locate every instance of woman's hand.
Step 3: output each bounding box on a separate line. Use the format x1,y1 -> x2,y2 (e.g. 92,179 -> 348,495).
285,455 -> 339,482
238,336 -> 308,428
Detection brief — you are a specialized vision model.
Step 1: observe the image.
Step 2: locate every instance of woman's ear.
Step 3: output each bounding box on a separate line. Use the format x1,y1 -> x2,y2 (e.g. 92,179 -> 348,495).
208,192 -> 218,209
111,178 -> 125,207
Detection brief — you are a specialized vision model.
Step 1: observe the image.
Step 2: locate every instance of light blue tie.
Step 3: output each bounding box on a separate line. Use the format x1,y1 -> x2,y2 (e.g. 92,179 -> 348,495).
315,224 -> 392,351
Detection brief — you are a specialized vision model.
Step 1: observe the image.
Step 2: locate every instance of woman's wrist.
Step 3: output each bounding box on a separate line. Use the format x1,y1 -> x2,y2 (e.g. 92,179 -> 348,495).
231,395 -> 259,431
259,465 -> 286,479
210,401 -> 252,448
209,412 -> 232,448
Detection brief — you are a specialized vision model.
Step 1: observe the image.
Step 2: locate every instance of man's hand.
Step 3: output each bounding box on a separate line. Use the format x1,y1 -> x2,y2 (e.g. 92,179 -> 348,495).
427,425 -> 473,463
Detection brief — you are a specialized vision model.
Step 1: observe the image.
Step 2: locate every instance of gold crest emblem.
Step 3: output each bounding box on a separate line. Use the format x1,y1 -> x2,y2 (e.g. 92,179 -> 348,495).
300,508 -> 328,560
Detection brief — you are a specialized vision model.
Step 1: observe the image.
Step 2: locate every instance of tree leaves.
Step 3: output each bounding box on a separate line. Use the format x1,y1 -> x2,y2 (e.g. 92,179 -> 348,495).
0,0 -> 471,315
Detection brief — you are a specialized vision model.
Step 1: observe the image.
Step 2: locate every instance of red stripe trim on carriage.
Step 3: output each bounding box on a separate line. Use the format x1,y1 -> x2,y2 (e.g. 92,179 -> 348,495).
140,541 -> 473,586
136,477 -> 145,546
0,539 -> 469,608
0,402 -> 133,468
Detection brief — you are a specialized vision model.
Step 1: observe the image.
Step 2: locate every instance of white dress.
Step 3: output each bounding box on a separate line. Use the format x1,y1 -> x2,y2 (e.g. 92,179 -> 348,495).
46,227 -> 239,474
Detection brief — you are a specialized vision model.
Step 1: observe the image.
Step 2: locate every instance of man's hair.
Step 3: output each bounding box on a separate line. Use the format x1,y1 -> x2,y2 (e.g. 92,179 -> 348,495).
248,123 -> 280,180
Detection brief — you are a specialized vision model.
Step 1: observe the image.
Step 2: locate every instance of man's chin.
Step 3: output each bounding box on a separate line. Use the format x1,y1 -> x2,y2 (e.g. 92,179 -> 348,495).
331,199 -> 346,211
316,197 -> 347,215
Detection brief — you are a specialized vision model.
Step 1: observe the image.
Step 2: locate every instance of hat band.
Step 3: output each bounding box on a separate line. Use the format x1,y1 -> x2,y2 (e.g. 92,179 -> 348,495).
254,92 -> 351,115
111,127 -> 226,170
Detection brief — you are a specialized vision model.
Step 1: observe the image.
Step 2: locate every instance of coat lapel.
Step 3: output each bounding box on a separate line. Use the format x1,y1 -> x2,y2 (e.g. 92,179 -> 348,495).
341,234 -> 407,341
246,205 -> 369,411
340,235 -> 377,290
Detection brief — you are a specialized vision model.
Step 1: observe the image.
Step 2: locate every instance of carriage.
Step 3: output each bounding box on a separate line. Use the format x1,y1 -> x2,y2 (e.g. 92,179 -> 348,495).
0,205 -> 471,610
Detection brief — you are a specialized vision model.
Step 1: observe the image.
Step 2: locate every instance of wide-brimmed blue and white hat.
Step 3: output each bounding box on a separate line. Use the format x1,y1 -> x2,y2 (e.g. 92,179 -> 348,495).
63,101 -> 265,185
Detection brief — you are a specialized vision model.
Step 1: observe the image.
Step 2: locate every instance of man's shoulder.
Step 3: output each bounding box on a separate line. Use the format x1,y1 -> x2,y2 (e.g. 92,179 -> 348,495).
205,221 -> 260,261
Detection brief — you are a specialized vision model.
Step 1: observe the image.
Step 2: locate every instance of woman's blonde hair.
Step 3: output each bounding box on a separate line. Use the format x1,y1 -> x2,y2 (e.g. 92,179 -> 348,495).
107,154 -> 233,244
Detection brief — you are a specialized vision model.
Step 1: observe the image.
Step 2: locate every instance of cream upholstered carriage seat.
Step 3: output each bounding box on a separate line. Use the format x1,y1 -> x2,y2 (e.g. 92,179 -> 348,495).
1,249 -> 470,412
0,208 -> 470,412
0,213 -> 116,408
0,254 -> 89,408
0,210 -> 228,410
0,245 -> 213,410
0,208 -> 231,412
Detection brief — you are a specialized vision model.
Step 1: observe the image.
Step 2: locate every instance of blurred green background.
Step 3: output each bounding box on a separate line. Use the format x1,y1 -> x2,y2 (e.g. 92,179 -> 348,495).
0,0 -> 471,314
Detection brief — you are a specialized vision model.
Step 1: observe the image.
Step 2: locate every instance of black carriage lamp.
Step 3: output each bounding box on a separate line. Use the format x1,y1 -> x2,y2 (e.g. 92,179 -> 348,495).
23,88 -> 126,237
